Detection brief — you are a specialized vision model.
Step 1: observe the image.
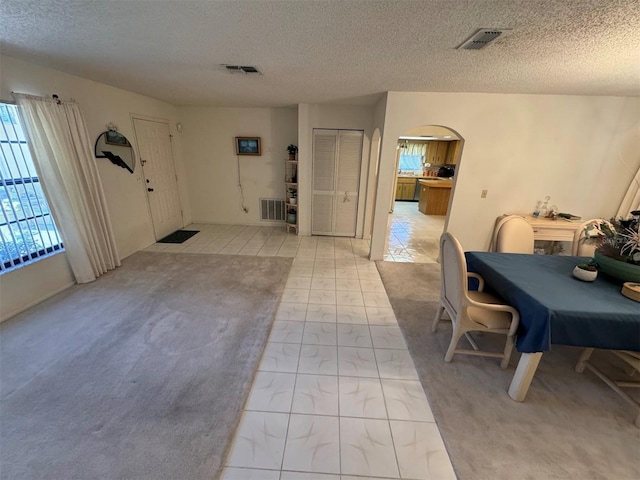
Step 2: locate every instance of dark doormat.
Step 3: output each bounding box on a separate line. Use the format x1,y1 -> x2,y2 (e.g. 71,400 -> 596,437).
157,230 -> 199,244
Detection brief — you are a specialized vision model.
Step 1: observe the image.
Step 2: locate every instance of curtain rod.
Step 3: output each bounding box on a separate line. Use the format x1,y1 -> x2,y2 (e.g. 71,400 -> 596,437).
11,92 -> 75,104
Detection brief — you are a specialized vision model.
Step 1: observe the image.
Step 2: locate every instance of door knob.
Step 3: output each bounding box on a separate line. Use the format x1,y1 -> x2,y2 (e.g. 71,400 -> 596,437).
147,188 -> 154,192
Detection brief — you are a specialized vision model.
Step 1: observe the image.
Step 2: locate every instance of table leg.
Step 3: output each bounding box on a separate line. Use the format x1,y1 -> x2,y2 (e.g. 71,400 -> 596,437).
508,352 -> 543,401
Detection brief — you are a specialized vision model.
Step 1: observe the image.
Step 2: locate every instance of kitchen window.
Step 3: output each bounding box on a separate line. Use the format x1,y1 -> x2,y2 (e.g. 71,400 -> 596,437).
398,153 -> 423,172
398,141 -> 427,172
0,103 -> 63,272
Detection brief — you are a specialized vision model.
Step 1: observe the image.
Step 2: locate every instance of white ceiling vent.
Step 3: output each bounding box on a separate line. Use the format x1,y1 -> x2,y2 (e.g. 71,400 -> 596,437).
457,29 -> 513,50
221,65 -> 262,75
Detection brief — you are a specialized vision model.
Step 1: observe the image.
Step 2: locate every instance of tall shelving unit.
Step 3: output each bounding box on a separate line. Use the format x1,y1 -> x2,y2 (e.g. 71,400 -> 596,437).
285,156 -> 298,234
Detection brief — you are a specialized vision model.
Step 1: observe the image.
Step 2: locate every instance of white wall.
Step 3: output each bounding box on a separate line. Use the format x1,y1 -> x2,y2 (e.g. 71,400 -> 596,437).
363,95 -> 388,243
370,92 -> 640,258
0,254 -> 75,321
298,104 -> 375,236
0,54 -> 186,322
177,106 -> 297,225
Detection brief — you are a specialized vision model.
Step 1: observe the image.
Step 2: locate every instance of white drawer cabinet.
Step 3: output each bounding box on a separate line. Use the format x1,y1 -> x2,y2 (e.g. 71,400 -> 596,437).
522,215 -> 581,242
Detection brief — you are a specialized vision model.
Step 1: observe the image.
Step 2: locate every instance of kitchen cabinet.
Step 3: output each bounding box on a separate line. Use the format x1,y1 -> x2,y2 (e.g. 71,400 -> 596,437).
395,177 -> 416,200
445,141 -> 459,164
426,141 -> 450,165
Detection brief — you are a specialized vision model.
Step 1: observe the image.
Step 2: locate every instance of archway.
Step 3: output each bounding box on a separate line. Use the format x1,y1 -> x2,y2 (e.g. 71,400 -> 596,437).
383,124 -> 464,263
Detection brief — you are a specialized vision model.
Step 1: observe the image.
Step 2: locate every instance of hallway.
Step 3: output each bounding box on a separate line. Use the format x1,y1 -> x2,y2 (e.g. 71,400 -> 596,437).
144,225 -> 455,479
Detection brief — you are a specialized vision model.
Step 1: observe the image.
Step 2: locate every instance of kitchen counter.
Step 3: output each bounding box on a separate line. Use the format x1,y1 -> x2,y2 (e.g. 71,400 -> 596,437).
418,179 -> 453,188
418,179 -> 453,215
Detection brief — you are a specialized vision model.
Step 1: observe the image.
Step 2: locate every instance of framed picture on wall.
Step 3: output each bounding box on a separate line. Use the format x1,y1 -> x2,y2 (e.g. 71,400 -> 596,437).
235,137 -> 261,156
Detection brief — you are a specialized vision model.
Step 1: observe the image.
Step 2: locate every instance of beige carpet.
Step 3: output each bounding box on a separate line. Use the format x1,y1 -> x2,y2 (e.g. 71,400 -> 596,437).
0,252 -> 292,480
376,261 -> 640,480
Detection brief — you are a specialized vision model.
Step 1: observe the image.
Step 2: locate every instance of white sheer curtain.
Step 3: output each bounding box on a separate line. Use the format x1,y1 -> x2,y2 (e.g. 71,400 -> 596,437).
405,141 -> 427,157
14,93 -> 120,283
616,166 -> 640,218
398,141 -> 427,171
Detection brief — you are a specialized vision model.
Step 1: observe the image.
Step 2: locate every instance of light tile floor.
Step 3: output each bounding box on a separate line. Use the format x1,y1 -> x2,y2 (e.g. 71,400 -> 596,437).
385,202 -> 445,263
144,222 -> 455,480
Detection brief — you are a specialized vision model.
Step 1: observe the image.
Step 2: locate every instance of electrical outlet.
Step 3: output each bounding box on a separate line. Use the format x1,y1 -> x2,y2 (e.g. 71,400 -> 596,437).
481,189 -> 488,198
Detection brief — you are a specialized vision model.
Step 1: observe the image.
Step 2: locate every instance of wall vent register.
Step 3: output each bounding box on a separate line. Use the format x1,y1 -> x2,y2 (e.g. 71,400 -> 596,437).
260,198 -> 285,222
222,65 -> 262,75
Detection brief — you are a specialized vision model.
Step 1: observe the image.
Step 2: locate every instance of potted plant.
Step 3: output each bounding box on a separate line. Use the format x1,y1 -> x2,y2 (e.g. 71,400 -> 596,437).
287,144 -> 298,160
580,214 -> 640,282
287,207 -> 297,224
288,186 -> 297,205
573,262 -> 598,282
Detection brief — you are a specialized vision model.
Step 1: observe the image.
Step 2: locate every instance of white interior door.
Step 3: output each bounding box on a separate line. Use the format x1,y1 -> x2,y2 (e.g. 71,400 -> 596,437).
133,118 -> 183,240
312,129 -> 363,236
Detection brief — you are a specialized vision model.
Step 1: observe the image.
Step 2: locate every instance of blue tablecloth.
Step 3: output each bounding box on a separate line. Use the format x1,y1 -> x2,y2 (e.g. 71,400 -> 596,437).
465,252 -> 640,353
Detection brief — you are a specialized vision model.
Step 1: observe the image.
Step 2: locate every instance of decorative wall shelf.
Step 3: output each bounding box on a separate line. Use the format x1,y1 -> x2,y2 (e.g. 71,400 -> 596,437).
285,158 -> 298,234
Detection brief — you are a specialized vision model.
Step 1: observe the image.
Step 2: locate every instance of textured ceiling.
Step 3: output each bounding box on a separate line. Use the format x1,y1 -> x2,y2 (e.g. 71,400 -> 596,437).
1,0 -> 639,107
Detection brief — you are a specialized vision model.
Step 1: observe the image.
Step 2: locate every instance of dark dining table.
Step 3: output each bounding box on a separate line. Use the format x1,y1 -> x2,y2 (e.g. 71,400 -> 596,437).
465,252 -> 640,401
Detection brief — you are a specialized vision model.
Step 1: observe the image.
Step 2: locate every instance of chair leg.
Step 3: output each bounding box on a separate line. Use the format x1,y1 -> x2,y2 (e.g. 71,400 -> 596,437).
432,304 -> 445,333
575,348 -> 594,373
444,327 -> 464,363
500,334 -> 515,369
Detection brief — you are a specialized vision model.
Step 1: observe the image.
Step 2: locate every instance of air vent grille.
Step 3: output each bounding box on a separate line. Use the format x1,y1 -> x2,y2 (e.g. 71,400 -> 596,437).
222,64 -> 262,75
260,198 -> 285,221
457,28 -> 512,50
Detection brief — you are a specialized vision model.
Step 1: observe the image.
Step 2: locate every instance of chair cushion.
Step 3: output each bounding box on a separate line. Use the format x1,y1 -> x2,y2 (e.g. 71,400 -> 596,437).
467,291 -> 513,330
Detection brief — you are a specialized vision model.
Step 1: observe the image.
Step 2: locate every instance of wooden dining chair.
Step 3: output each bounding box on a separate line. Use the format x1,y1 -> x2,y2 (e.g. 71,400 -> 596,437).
491,215 -> 535,253
575,348 -> 640,427
432,232 -> 520,369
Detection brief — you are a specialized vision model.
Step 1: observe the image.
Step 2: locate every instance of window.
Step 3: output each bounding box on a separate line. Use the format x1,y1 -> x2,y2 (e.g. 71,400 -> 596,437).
398,141 -> 427,172
398,153 -> 424,172
0,103 -> 63,272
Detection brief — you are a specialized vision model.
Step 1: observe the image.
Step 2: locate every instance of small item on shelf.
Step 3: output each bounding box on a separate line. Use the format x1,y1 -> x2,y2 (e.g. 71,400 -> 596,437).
539,196 -> 550,218
558,212 -> 581,220
533,200 -> 542,217
287,144 -> 298,160
287,208 -> 297,224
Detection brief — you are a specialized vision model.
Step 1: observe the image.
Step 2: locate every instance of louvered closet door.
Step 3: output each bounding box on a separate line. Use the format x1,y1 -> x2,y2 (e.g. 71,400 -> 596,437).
312,129 -> 363,236
312,130 -> 337,235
